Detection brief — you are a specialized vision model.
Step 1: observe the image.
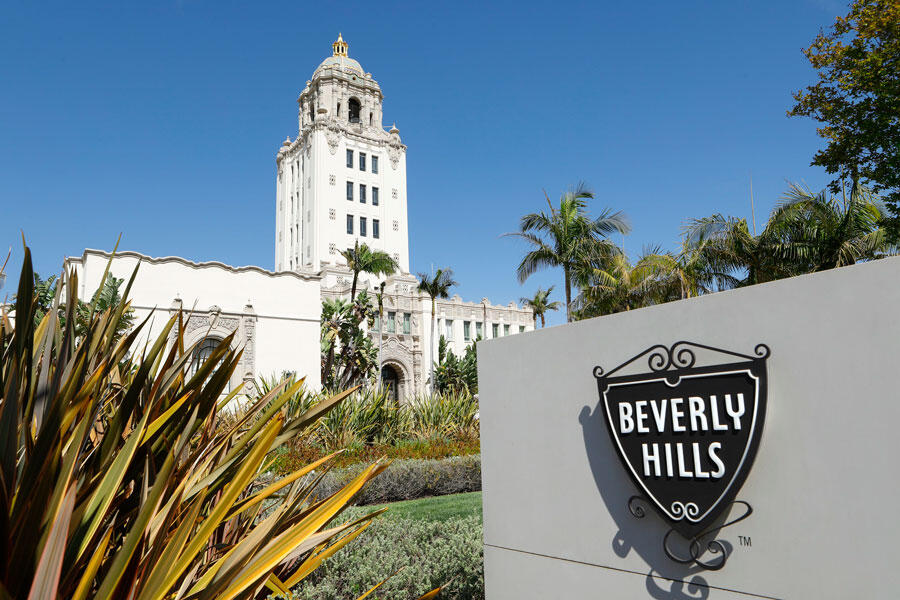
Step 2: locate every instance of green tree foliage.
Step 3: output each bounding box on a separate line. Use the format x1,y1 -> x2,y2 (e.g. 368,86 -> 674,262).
686,182 -> 894,285
519,286 -> 561,328
416,268 -> 457,391
505,183 -> 629,321
339,241 -> 398,301
321,291 -> 378,390
788,0 -> 900,240
569,183 -> 895,318
21,272 -> 135,339
433,335 -> 478,395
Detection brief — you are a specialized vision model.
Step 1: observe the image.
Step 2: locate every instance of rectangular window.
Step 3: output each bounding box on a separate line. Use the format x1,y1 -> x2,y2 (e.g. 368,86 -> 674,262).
387,311 -> 396,334
504,324 -> 510,336
492,323 -> 499,338
463,321 -> 471,341
520,325 -> 525,333
359,152 -> 366,171
346,181 -> 353,201
374,315 -> 381,332
403,312 -> 411,334
372,187 -> 379,206
445,319 -> 453,339
373,219 -> 380,239
360,216 -> 367,237
346,214 -> 353,234
360,184 -> 366,203
372,155 -> 379,174
476,322 -> 483,339
346,149 -> 353,168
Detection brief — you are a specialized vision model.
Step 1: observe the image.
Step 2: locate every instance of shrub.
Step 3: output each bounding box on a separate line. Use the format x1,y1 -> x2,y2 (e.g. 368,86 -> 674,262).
270,437 -> 480,473
0,247 -> 439,600
315,456 -> 482,505
285,513 -> 484,600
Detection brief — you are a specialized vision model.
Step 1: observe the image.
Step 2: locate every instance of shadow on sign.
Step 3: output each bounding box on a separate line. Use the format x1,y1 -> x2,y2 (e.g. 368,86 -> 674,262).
580,402 -> 720,598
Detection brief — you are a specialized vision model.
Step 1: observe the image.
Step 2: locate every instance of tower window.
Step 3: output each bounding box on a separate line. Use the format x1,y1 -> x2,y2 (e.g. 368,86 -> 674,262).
373,219 -> 380,239
346,214 -> 354,234
369,112 -> 373,126
372,156 -> 379,174
309,102 -> 314,123
372,187 -> 379,206
403,313 -> 411,334
360,216 -> 367,237
359,152 -> 366,171
337,102 -> 342,117
346,181 -> 353,201
346,149 -> 353,168
360,184 -> 366,203
348,98 -> 361,123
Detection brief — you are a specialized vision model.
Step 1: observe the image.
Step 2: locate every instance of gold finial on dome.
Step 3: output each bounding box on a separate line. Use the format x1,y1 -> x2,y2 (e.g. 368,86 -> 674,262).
332,33 -> 348,57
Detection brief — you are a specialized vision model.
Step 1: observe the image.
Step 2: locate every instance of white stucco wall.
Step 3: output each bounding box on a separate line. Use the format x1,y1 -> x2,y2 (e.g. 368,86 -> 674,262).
66,249 -> 322,391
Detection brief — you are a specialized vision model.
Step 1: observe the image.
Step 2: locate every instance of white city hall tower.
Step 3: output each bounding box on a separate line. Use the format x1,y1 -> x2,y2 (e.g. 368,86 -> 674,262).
275,34 -> 410,276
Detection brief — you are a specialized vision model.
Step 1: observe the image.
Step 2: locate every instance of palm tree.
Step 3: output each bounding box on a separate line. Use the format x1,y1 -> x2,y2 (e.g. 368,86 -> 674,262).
573,250 -> 663,317
505,183 -> 629,321
684,182 -> 895,288
774,182 -> 895,271
683,214 -> 794,288
340,240 -> 398,301
416,268 -> 458,392
519,286 -> 561,328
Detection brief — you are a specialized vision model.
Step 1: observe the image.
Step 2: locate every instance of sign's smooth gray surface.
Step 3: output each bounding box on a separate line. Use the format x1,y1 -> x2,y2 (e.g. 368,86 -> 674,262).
478,257 -> 900,599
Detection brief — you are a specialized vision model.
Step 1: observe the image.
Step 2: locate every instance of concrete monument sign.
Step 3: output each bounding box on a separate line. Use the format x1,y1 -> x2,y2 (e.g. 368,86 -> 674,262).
478,256 -> 900,599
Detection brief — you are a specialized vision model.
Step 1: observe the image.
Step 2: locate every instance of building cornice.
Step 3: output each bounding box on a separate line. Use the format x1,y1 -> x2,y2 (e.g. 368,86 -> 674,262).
67,249 -> 321,282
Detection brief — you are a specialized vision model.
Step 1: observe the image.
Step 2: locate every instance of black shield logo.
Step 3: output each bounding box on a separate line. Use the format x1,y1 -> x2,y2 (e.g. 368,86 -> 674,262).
594,341 -> 768,539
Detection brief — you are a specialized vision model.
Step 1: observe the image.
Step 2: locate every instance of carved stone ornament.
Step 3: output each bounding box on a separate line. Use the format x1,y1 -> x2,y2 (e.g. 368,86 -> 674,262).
325,119 -> 343,155
388,143 -> 401,169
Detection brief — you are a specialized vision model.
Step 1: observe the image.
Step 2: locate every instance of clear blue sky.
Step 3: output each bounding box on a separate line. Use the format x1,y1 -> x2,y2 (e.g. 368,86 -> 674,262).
1,0 -> 844,325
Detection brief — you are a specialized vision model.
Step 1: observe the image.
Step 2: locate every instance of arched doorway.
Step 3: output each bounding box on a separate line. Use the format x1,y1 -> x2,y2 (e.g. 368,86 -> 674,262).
381,364 -> 400,404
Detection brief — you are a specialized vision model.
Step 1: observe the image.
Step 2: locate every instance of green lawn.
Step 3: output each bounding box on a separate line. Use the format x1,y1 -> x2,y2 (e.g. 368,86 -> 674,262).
366,491 -> 483,522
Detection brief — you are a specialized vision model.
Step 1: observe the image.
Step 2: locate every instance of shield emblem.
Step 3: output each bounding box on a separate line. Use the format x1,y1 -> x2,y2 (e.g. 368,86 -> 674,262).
594,341 -> 769,539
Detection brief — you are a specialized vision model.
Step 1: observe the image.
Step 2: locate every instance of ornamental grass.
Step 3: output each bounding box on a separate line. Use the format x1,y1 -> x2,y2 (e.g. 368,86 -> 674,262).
0,246 -> 441,599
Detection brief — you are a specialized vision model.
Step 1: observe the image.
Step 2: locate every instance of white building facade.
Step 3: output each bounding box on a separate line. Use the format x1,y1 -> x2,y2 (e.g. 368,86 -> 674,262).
67,36 -> 533,401
275,34 -> 410,276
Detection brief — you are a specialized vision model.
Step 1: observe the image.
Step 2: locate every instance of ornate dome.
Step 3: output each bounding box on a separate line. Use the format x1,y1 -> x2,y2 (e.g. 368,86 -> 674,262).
314,34 -> 364,75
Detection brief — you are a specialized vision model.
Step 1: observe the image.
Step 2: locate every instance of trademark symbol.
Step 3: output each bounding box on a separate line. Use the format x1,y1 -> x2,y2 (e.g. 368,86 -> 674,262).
738,535 -> 752,547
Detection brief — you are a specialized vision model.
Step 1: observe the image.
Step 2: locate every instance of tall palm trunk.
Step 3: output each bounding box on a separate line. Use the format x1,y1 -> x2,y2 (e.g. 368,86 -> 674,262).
350,269 -> 359,302
564,267 -> 572,322
540,313 -> 545,328
376,302 -> 383,389
429,298 -> 436,393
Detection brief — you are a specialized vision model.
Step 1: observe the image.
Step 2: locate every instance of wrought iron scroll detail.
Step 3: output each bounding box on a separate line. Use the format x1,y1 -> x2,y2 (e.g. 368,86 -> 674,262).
594,341 -> 770,381
627,495 -> 753,571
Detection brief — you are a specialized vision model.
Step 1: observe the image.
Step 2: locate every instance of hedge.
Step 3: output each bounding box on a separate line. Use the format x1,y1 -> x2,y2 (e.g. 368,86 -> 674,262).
283,512 -> 484,600
315,455 -> 482,506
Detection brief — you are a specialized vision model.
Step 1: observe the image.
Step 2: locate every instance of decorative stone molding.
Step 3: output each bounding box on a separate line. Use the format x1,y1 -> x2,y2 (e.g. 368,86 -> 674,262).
324,118 -> 343,154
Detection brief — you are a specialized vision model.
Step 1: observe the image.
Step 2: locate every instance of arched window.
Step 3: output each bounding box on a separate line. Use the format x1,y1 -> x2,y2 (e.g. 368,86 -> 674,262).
348,98 -> 361,123
188,337 -> 231,392
369,111 -> 373,126
309,101 -> 315,123
337,102 -> 341,117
